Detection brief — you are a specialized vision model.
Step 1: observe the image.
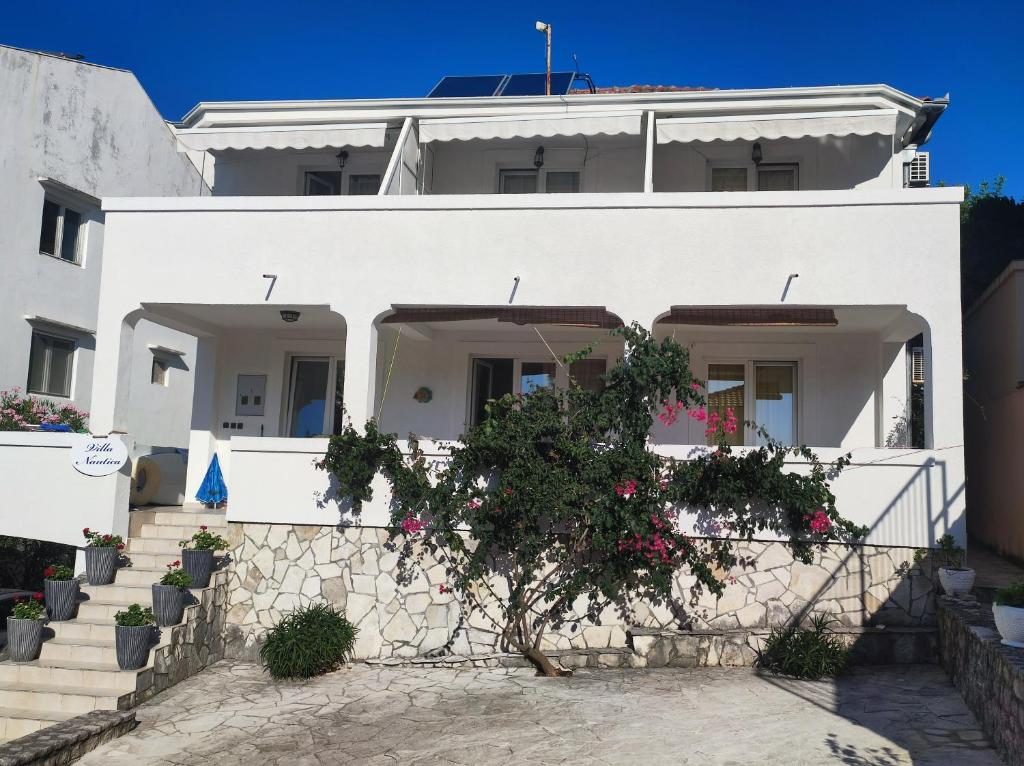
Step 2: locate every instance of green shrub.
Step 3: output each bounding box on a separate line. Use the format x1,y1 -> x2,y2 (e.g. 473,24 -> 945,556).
115,604 -> 155,627
260,603 -> 357,680
996,582 -> 1024,608
757,614 -> 851,680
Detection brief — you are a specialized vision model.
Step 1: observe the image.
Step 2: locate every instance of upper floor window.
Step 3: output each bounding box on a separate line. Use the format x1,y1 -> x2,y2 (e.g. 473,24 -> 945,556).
710,164 -> 799,192
469,356 -> 606,424
303,171 -> 383,196
27,330 -> 75,398
707,361 -> 797,446
498,169 -> 581,194
348,174 -> 381,195
39,198 -> 83,263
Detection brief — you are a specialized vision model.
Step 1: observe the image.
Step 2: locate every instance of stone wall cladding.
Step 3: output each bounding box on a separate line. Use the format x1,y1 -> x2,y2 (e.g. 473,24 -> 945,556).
224,522 -> 937,661
146,570 -> 228,700
938,596 -> 1024,765
0,710 -> 135,766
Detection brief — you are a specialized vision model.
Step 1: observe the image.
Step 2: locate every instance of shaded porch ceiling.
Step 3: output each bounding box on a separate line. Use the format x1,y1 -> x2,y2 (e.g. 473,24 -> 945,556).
382,306 -> 623,329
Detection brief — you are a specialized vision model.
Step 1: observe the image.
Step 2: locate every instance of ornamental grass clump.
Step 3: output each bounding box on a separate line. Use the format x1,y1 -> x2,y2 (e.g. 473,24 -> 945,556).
318,323 -> 867,676
757,613 -> 851,680
260,603 -> 357,680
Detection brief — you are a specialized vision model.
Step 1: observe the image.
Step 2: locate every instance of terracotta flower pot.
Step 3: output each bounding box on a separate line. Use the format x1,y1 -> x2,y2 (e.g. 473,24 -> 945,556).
6,617 -> 44,662
937,567 -> 976,597
994,604 -> 1024,648
84,547 -> 118,585
115,625 -> 153,670
151,584 -> 186,627
181,548 -> 214,588
44,578 -> 79,621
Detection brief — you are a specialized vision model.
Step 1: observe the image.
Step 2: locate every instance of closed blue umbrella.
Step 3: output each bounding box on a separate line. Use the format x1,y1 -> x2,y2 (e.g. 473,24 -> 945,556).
196,454 -> 228,506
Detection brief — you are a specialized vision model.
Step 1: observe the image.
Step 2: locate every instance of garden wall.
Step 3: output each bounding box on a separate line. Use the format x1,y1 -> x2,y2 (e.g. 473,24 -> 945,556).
222,522 -> 937,661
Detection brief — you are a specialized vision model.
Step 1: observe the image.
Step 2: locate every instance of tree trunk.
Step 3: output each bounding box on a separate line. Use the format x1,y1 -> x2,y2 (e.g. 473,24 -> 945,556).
524,646 -> 572,677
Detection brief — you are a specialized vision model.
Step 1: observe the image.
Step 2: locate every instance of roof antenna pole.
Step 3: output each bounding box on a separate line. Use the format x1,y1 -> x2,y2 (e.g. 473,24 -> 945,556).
535,21 -> 552,95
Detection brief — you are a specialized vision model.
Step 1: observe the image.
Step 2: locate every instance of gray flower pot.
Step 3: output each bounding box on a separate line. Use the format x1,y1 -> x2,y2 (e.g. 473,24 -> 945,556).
115,624 -> 152,670
152,584 -> 186,627
7,617 -> 44,662
44,578 -> 79,621
85,547 -> 118,585
181,548 -> 214,588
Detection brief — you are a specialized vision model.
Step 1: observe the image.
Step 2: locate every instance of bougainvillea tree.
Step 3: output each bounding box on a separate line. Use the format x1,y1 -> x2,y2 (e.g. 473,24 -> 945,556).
318,324 -> 866,676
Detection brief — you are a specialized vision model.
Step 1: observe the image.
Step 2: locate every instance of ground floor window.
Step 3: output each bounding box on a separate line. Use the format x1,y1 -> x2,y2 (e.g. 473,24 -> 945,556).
470,356 -> 607,425
27,331 -> 75,397
707,360 -> 797,446
286,356 -> 344,437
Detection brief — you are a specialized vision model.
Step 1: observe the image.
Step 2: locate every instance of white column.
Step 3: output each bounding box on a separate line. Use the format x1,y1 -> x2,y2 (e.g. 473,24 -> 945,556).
643,111 -> 656,193
342,317 -> 379,429
924,315 -> 965,451
184,335 -> 219,503
878,342 -> 908,447
89,307 -> 138,435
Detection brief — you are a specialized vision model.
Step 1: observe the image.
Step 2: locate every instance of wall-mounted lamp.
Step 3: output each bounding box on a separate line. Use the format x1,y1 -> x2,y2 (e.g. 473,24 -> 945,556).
533,146 -> 545,169
280,310 -> 301,323
336,150 -> 349,169
751,142 -> 763,165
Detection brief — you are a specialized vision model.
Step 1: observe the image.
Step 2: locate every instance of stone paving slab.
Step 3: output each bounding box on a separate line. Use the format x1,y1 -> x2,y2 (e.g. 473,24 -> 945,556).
77,660 -> 1002,765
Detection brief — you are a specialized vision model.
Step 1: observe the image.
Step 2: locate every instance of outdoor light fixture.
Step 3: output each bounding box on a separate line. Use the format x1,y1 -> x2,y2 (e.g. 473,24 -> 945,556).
280,310 -> 301,323
751,142 -> 763,165
336,149 -> 349,169
534,146 -> 545,168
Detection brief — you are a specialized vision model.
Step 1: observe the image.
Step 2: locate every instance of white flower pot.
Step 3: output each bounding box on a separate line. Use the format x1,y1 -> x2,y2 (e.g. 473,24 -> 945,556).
994,604 -> 1024,648
937,567 -> 976,596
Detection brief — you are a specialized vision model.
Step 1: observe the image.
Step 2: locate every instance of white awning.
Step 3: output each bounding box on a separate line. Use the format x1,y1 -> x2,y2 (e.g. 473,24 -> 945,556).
656,109 -> 899,144
174,123 -> 389,152
418,111 -> 643,143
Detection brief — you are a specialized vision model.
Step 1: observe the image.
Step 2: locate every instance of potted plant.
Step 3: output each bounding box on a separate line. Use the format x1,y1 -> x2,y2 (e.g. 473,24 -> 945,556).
932,533 -> 975,596
179,526 -> 228,588
114,604 -> 155,670
43,563 -> 78,621
994,583 -> 1024,648
152,561 -> 192,626
7,593 -> 46,662
82,528 -> 126,585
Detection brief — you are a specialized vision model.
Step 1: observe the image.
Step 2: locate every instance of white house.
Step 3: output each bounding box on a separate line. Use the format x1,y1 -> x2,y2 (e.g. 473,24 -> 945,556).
4,78 -> 966,659
0,46 -> 202,458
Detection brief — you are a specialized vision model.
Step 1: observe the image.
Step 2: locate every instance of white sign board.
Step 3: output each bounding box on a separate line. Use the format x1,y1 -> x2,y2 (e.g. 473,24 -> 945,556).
70,436 -> 128,477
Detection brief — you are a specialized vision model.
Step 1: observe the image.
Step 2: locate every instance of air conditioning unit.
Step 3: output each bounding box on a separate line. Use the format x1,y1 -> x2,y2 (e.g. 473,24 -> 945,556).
907,152 -> 930,187
911,347 -> 925,384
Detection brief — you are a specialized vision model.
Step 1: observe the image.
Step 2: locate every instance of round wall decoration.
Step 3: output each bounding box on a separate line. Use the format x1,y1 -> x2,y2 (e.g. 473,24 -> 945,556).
413,387 -> 433,403
70,435 -> 129,477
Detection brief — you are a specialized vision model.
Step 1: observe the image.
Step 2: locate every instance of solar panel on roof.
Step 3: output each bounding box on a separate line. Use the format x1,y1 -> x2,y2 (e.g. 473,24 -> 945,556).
426,72 -> 578,98
427,75 -> 506,98
499,72 -> 575,96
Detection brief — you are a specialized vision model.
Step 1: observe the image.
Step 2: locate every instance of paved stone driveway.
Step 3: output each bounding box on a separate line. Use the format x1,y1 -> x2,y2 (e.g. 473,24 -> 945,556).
78,661 -> 1001,765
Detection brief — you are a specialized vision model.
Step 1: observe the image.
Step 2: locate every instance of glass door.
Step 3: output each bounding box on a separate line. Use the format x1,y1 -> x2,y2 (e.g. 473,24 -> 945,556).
286,357 -> 334,437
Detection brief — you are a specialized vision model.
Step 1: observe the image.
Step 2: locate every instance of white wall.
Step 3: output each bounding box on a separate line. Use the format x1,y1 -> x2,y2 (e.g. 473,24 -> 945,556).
0,432 -> 132,546
0,46 -> 202,445
210,148 -> 392,196
127,319 -> 198,449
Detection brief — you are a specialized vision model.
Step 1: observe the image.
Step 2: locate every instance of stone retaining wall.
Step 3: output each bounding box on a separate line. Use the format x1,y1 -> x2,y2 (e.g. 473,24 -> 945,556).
0,710 -> 135,766
223,522 -> 937,661
937,596 -> 1024,765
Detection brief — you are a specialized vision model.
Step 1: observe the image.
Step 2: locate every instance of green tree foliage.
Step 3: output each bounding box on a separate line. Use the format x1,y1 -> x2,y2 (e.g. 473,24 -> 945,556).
958,177 -> 1024,309
318,324 -> 866,675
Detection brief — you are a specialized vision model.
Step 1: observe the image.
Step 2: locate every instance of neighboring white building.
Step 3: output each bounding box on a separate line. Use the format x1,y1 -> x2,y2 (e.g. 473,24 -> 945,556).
0,45 -> 202,453
1,77 -> 966,657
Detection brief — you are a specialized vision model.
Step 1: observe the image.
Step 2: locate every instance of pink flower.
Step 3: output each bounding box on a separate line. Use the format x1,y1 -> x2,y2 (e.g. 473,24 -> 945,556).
400,513 -> 425,535
809,510 -> 832,534
688,408 -> 707,422
615,479 -> 638,499
689,382 -> 702,391
467,499 -> 482,510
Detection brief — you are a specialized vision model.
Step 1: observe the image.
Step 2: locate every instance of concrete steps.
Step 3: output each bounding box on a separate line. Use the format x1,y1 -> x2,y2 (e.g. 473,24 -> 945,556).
0,505 -> 227,742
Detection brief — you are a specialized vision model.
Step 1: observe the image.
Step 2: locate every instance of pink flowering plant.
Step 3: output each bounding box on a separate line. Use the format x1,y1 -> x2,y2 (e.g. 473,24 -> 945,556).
318,324 -> 865,676
0,387 -> 88,432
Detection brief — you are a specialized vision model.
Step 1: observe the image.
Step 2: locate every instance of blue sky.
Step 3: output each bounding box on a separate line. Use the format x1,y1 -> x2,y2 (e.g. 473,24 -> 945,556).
4,1 -> 1022,197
